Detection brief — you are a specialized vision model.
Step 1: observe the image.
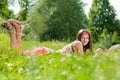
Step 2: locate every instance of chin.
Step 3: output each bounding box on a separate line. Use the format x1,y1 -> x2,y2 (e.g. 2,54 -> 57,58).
83,44 -> 87,46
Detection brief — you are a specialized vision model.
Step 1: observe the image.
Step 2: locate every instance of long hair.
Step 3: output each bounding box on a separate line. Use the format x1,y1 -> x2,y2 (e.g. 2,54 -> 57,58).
76,29 -> 93,53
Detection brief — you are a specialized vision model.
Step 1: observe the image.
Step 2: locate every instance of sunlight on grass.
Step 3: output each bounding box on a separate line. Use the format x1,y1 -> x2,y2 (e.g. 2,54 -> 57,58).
0,32 -> 120,80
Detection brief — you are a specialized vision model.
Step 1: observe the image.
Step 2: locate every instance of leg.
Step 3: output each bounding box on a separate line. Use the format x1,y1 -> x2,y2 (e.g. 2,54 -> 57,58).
23,47 -> 54,54
9,26 -> 17,48
10,21 -> 22,52
16,29 -> 22,51
1,22 -> 17,48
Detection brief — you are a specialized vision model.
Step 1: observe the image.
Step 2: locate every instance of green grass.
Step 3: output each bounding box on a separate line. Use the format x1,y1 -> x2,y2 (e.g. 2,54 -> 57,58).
0,32 -> 120,80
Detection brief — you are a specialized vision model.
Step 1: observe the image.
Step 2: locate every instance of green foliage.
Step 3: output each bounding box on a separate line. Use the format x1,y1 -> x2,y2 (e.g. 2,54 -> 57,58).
17,0 -> 33,21
94,29 -> 112,49
94,29 -> 120,49
88,0 -> 119,42
17,10 -> 27,21
27,0 -> 88,41
112,31 -> 120,45
22,23 -> 38,41
0,17 -> 5,24
0,18 -> 8,33
44,0 -> 88,41
1,52 -> 120,80
0,32 -> 120,80
26,0 -> 50,41
0,0 -> 14,19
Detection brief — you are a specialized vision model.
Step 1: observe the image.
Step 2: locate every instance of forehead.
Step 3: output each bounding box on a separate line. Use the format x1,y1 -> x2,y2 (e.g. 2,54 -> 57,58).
81,34 -> 89,37
82,31 -> 89,34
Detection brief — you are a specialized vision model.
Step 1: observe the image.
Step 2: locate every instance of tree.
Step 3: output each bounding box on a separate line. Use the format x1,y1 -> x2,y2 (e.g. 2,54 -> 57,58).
17,0 -> 34,21
26,0 -> 51,41
27,0 -> 88,41
95,28 -> 112,49
88,0 -> 119,42
112,31 -> 120,45
44,0 -> 88,41
0,0 -> 14,19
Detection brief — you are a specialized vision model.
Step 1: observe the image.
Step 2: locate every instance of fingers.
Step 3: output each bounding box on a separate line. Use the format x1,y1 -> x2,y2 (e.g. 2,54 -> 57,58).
72,41 -> 84,54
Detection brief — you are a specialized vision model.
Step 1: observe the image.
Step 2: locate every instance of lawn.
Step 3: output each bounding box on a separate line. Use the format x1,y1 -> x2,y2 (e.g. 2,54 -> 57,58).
0,32 -> 120,80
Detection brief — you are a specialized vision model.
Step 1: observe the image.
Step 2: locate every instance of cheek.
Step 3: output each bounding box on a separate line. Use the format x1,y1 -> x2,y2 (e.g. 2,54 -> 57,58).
86,39 -> 89,42
85,39 -> 89,45
80,38 -> 84,41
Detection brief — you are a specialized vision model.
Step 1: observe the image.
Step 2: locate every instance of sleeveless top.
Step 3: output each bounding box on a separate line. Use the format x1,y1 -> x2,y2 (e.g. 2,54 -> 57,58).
57,42 -> 76,53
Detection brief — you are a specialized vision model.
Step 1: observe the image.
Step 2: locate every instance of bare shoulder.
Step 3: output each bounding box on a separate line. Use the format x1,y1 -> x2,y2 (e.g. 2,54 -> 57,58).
72,40 -> 82,45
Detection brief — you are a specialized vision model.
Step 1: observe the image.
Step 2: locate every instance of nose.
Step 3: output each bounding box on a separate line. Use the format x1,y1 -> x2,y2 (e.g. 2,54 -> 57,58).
83,38 -> 86,41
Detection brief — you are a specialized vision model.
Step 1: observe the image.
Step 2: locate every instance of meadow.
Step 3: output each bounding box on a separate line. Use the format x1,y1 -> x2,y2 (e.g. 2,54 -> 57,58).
0,32 -> 120,80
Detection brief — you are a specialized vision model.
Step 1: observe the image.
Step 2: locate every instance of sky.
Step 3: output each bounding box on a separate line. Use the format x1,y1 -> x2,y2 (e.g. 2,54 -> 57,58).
9,0 -> 20,14
9,0 -> 120,19
82,0 -> 120,19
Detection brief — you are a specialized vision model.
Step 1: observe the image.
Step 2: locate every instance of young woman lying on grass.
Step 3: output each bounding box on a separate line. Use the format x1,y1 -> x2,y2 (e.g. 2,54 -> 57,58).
57,29 -> 93,54
1,19 -> 93,55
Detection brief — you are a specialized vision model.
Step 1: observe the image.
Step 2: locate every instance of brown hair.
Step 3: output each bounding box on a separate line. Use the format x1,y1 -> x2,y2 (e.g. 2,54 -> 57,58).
76,29 -> 93,53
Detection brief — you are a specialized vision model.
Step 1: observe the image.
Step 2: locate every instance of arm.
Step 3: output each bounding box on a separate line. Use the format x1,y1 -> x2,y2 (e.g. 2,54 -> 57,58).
72,41 -> 84,55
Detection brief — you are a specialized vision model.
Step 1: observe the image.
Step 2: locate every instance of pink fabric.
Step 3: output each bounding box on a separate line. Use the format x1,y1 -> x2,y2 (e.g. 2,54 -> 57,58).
24,46 -> 49,54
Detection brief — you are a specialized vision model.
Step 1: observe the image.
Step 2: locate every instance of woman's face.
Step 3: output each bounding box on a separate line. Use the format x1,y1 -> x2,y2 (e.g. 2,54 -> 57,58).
80,33 -> 89,46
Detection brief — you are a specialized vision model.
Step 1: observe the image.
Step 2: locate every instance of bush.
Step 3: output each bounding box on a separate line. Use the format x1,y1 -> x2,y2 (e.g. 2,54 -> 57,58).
27,0 -> 88,41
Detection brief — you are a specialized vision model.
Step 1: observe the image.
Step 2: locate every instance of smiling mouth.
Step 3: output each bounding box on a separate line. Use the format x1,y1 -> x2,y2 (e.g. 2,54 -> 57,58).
83,42 -> 87,45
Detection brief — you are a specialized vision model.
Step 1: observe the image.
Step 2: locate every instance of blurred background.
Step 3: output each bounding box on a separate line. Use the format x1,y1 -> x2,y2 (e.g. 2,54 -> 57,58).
0,0 -> 120,50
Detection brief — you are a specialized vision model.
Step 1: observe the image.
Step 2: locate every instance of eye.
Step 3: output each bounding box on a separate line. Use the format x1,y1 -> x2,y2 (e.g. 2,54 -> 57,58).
81,37 -> 84,39
86,37 -> 89,39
